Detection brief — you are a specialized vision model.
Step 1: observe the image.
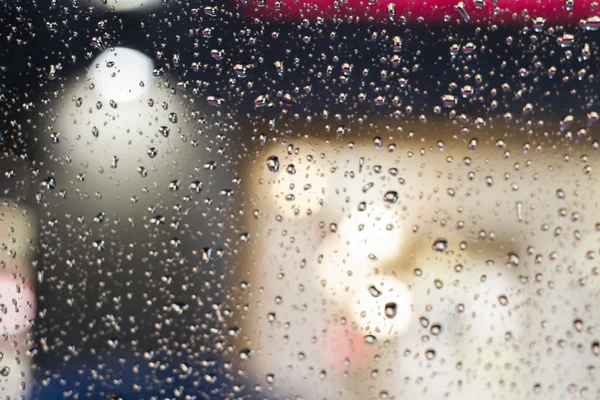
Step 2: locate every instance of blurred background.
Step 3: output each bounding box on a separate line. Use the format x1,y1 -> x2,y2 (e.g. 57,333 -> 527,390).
0,0 -> 600,399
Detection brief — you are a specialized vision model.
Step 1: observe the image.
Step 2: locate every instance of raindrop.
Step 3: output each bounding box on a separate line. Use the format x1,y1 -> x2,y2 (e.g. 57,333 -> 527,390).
454,2 -> 470,22
159,126 -> 170,137
189,181 -> 203,193
507,252 -> 520,267
384,191 -> 398,203
41,177 -> 57,192
266,156 -> 280,172
368,285 -> 382,297
147,147 -> 158,158
432,238 -> 448,253
364,334 -> 378,345
430,324 -> 442,335
169,180 -> 180,192
442,94 -> 457,108
425,349 -> 436,360
384,302 -> 397,318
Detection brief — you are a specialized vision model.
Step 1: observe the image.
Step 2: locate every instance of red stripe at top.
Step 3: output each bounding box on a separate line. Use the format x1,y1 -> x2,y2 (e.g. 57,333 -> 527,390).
236,0 -> 600,26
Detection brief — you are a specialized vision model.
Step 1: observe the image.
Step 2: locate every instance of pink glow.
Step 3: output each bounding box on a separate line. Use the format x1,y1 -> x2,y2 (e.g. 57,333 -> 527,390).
236,0 -> 598,25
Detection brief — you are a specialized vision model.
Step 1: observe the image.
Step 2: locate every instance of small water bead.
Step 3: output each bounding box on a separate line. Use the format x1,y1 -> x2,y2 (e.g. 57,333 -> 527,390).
498,295 -> 509,306
368,285 -> 382,297
41,177 -> 57,192
159,126 -> 170,137
384,191 -> 398,203
384,302 -> 397,318
432,238 -> 448,253
364,335 -> 378,345
560,115 -> 574,131
147,147 -> 158,158
442,94 -> 457,108
473,0 -> 485,9
461,85 -> 473,98
557,33 -> 575,48
468,138 -> 478,150
425,349 -> 436,360
168,180 -> 180,192
507,252 -> 520,267
592,341 -> 600,356
266,156 -> 280,172
430,324 -> 442,335
190,181 -> 202,193
239,349 -> 253,360
239,233 -> 251,244
265,374 -> 275,384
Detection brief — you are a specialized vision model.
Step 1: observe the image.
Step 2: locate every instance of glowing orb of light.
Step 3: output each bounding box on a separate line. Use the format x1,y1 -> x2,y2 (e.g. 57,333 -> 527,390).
88,47 -> 153,103
91,0 -> 162,13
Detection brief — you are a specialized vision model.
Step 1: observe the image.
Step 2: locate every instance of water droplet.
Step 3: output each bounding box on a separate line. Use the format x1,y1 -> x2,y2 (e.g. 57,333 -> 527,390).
560,115 -> 574,131
239,348 -> 253,360
425,349 -> 436,360
368,285 -> 382,298
169,180 -> 180,192
442,94 -> 457,108
468,138 -> 478,151
582,16 -> 600,31
473,0 -> 485,9
507,252 -> 520,267
498,295 -> 509,306
532,16 -> 546,32
265,373 -> 275,384
364,334 -> 377,345
266,156 -> 280,172
189,181 -> 202,193
432,238 -> 448,253
384,191 -> 398,203
41,177 -> 57,192
430,324 -> 442,335
159,126 -> 170,137
387,3 -> 396,20
384,302 -> 397,318
557,33 -> 575,48
454,1 -> 470,22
